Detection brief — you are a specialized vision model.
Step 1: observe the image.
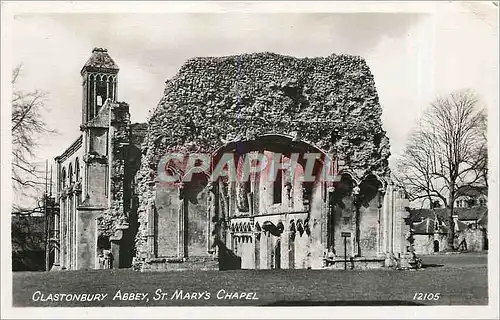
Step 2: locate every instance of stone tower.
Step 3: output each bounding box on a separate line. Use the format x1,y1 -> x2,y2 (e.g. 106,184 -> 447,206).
79,48 -> 120,208
80,47 -> 119,124
54,48 -> 146,271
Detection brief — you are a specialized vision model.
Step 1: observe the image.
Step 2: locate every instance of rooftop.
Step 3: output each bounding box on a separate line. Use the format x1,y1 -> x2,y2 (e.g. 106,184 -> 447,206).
81,48 -> 119,74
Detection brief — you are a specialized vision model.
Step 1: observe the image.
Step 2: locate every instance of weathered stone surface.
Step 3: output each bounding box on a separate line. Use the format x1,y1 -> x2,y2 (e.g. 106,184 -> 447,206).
135,52 -> 391,258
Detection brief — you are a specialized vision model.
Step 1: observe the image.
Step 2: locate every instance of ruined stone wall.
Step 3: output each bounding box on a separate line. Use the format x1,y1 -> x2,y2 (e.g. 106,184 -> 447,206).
457,228 -> 487,251
135,52 -> 391,259
97,102 -> 132,238
358,201 -> 380,257
413,233 -> 448,254
152,187 -> 180,257
413,234 -> 435,254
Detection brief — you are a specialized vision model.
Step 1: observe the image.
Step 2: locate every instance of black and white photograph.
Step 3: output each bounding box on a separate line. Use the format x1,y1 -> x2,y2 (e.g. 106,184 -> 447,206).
1,1 -> 498,319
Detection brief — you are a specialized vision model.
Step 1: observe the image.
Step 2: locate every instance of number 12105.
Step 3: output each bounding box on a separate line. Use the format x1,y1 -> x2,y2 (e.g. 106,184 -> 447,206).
413,292 -> 441,300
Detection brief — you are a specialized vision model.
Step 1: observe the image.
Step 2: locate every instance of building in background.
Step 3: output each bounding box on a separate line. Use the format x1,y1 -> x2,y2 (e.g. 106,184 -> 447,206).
408,195 -> 488,255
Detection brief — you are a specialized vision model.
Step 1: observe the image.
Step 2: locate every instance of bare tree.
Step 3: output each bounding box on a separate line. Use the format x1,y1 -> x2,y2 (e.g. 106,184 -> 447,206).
11,65 -> 54,197
395,90 -> 487,249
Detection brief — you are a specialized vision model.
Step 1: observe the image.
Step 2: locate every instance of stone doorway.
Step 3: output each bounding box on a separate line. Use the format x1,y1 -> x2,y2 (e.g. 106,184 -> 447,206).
433,240 -> 440,253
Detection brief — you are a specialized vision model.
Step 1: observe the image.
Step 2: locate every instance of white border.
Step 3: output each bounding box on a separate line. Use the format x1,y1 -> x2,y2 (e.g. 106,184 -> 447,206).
1,1 -> 498,319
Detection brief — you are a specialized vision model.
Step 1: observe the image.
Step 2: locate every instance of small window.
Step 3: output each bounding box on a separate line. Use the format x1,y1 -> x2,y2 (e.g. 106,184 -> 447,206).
61,167 -> 66,188
75,158 -> 80,182
96,76 -> 107,109
68,163 -> 73,185
273,169 -> 282,204
302,182 -> 313,205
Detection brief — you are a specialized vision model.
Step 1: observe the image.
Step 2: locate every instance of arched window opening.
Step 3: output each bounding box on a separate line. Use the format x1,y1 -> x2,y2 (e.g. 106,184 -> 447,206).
75,158 -> 80,182
61,167 -> 67,189
273,169 -> 282,204
96,75 -> 108,111
68,163 -> 73,185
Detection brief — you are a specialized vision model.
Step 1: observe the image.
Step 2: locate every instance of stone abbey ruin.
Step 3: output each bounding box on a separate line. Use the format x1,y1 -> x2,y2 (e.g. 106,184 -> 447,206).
52,48 -> 411,272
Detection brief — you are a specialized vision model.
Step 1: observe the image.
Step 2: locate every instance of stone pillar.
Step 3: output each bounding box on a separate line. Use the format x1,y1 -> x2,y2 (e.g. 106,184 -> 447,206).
326,186 -> 337,255
106,77 -> 110,101
62,196 -> 68,268
393,192 -> 402,254
53,210 -> 61,266
281,231 -> 289,269
254,232 -> 260,269
92,75 -> 97,117
393,190 -> 410,255
68,194 -> 73,269
227,230 -> 233,252
72,191 -> 78,269
147,199 -> 156,258
259,232 -> 267,269
267,233 -> 273,269
289,231 -> 296,269
177,184 -> 186,259
382,186 -> 389,254
250,234 -> 256,269
59,196 -> 66,268
207,182 -> 217,254
377,187 -> 385,257
389,187 -> 395,254
351,186 -> 361,257
384,184 -> 396,266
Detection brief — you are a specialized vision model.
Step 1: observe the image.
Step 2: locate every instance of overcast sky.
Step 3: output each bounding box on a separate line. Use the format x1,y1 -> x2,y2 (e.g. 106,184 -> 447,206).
8,2 -> 498,207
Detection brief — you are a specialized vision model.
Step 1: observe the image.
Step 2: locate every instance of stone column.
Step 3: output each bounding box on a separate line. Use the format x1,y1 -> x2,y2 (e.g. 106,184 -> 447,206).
177,183 -> 186,259
72,190 -> 79,269
289,231 -> 296,269
113,77 -> 117,100
147,198 -> 156,258
326,187 -> 336,253
207,182 -> 217,254
228,230 -> 234,251
259,232 -> 267,269
377,187 -> 385,257
267,233 -> 273,269
393,190 -> 410,255
254,232 -> 260,269
106,77 -> 110,101
389,186 -> 395,254
61,196 -> 67,268
393,192 -> 402,254
351,186 -> 361,257
57,197 -> 62,267
92,75 -> 97,117
281,231 -> 289,269
53,208 -> 61,266
383,184 -> 391,254
384,184 -> 396,266
68,194 -> 73,269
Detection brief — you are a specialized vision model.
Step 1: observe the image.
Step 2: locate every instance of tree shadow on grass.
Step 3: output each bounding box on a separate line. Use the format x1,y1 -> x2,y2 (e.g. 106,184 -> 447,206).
263,300 -> 425,306
421,263 -> 445,269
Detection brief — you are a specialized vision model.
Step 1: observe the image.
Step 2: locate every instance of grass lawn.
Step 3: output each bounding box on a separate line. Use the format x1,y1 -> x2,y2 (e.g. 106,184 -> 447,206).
12,253 -> 488,307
